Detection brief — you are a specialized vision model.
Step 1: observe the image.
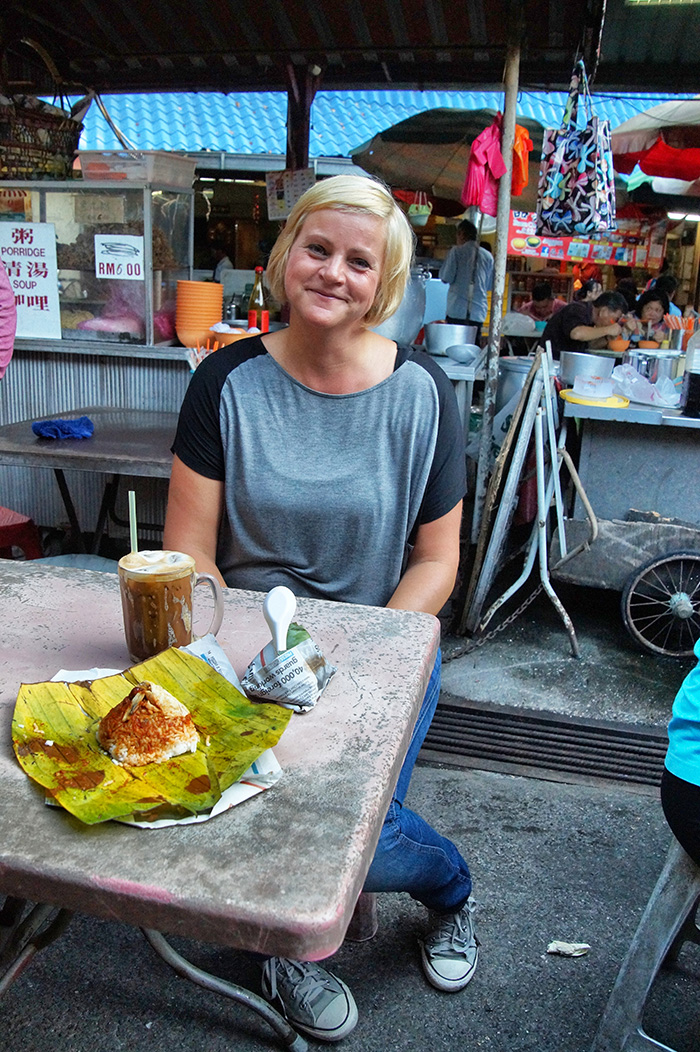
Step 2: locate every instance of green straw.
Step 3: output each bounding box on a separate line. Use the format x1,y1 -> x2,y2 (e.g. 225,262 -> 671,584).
128,490 -> 138,553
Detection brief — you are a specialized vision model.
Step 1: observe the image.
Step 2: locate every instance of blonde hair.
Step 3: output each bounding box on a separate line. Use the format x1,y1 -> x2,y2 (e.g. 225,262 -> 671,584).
266,175 -> 415,327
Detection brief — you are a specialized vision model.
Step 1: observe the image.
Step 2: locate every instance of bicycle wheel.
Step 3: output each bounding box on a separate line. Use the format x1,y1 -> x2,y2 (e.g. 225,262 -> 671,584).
621,551 -> 700,658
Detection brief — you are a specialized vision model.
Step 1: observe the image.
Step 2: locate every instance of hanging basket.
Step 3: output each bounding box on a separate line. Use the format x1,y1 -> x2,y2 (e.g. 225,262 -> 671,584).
0,97 -> 84,180
407,191 -> 433,228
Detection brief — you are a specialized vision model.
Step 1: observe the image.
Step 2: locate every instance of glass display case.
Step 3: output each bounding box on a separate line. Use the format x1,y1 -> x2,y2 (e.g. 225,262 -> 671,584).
0,180 -> 193,345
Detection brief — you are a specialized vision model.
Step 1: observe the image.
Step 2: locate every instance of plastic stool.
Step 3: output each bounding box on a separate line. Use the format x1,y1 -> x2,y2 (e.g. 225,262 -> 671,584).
0,506 -> 43,560
592,838 -> 700,1052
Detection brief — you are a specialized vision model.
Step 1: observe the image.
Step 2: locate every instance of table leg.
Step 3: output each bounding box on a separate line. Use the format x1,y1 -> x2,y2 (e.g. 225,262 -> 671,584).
53,468 -> 87,553
91,474 -> 120,555
345,892 -> 378,942
0,898 -> 73,997
142,928 -> 308,1052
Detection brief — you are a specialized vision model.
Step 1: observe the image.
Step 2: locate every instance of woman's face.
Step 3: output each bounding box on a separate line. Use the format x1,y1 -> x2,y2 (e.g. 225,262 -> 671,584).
585,282 -> 603,301
284,209 -> 384,331
641,299 -> 665,325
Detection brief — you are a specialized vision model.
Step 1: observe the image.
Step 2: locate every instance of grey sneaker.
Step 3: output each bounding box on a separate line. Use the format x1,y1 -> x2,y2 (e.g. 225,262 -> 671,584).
261,956 -> 358,1042
420,896 -> 479,992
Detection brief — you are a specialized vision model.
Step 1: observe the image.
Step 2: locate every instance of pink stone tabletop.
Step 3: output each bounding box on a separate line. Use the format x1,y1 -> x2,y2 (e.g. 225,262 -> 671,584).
0,561 -> 440,960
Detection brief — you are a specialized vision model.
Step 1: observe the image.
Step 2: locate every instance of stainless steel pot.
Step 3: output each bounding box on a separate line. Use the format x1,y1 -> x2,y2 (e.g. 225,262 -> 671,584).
424,321 -> 478,355
371,265 -> 428,345
622,348 -> 684,383
496,357 -> 533,412
559,351 -> 614,386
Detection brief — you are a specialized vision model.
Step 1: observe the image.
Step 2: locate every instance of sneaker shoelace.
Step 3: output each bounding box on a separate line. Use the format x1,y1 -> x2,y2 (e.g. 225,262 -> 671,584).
426,903 -> 478,959
267,957 -> 338,1013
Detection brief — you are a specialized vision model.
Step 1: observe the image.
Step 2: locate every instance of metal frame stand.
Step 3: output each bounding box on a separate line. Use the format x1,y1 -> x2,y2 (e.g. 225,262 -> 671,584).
465,349 -> 598,655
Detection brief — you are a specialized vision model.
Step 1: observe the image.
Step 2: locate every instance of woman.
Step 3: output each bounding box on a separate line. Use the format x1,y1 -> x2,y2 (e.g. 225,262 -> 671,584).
624,289 -> 669,343
661,639 -> 700,867
164,176 -> 476,1043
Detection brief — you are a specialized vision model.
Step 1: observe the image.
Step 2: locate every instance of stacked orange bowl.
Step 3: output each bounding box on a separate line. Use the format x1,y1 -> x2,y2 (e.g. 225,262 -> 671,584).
176,280 -> 224,348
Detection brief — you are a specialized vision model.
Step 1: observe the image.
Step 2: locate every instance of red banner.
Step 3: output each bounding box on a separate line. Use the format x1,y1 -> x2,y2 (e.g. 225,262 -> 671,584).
507,211 -> 666,269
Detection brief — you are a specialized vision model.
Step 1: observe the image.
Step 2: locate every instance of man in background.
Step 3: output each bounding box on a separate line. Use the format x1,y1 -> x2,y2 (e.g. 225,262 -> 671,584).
440,220 -> 494,335
541,290 -> 627,360
518,281 -> 566,323
211,240 -> 234,283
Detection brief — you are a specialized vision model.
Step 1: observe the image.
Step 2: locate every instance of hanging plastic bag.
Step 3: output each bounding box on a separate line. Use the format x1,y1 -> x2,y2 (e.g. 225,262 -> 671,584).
407,191 -> 433,227
536,60 -> 617,237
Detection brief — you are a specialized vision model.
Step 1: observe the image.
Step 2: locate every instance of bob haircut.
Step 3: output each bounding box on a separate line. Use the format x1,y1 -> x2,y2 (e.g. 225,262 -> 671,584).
266,175 -> 415,328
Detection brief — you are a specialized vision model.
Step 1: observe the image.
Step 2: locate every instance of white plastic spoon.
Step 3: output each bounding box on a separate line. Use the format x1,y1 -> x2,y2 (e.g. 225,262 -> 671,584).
263,586 -> 297,654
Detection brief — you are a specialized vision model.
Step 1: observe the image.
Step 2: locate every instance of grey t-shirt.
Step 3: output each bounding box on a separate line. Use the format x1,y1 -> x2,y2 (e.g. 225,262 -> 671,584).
173,337 -> 466,607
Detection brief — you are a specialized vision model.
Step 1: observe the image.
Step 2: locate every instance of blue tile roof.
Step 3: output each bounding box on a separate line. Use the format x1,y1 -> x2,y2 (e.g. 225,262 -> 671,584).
74,89 -> 693,160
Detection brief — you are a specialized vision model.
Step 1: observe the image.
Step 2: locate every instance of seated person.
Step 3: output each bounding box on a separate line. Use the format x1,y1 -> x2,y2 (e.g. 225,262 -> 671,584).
541,290 -> 627,359
653,273 -> 682,318
623,289 -> 669,343
518,281 -> 567,323
573,279 -> 603,302
615,277 -> 638,313
662,639 -> 700,867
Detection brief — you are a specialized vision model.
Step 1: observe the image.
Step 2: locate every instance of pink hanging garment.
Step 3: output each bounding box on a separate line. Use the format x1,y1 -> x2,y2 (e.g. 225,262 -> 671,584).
461,114 -> 507,216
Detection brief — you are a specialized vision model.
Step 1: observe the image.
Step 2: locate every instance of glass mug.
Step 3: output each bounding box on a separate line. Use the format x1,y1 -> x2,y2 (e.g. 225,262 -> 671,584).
118,550 -> 224,662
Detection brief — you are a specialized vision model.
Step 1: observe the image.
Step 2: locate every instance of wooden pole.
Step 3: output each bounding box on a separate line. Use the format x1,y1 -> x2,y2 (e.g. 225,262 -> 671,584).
471,40 -> 521,543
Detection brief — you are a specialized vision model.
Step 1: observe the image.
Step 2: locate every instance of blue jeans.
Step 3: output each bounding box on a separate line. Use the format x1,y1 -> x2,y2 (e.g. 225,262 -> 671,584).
362,649 -> 473,913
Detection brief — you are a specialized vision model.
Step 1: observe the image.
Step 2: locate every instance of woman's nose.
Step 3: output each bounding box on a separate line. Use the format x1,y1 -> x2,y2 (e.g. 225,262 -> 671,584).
320,253 -> 343,281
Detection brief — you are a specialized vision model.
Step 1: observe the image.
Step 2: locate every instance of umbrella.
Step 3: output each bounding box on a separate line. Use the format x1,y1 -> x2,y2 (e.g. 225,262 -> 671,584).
611,97 -> 700,182
351,107 -> 545,210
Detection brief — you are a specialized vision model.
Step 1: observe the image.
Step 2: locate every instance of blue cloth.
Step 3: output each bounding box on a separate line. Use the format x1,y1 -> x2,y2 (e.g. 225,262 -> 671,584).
32,416 -> 94,440
665,637 -> 700,786
363,650 -> 473,913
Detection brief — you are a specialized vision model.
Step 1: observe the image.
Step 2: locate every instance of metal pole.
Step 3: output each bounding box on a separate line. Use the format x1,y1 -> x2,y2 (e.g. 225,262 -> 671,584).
471,41 -> 521,543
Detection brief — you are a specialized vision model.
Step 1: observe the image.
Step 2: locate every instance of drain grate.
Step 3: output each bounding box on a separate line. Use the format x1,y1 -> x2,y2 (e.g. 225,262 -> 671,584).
420,694 -> 668,789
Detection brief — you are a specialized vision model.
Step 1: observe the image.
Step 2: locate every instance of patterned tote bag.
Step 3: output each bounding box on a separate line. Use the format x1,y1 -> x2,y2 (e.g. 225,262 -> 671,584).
536,60 -> 617,237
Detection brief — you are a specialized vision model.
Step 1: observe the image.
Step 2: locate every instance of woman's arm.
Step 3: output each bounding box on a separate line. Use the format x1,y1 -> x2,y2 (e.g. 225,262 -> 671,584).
163,454 -> 226,586
387,502 -> 463,615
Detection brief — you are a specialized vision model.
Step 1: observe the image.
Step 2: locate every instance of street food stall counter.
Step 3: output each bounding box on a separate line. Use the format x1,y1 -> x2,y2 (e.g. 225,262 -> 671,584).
0,175 -> 196,540
551,397 -> 700,656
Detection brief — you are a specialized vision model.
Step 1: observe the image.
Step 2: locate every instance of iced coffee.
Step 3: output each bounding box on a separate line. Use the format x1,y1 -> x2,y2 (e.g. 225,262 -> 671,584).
118,550 -> 223,663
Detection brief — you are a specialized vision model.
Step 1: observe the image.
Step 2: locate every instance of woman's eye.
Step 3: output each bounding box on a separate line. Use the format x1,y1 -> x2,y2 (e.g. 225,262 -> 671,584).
307,243 -> 326,256
351,257 -> 371,270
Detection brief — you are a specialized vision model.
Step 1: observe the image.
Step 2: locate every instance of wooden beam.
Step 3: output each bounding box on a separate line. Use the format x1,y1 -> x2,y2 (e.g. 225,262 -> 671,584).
285,62 -> 322,171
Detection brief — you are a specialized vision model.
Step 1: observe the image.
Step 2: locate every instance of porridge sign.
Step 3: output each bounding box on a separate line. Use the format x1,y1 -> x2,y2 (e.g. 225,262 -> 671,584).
0,222 -> 61,339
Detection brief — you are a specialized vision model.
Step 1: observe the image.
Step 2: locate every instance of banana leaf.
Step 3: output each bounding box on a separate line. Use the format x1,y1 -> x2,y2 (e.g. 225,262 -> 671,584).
12,648 -> 292,826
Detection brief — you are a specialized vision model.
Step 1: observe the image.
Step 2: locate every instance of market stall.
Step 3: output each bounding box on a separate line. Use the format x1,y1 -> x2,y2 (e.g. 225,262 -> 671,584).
0,164 -> 197,539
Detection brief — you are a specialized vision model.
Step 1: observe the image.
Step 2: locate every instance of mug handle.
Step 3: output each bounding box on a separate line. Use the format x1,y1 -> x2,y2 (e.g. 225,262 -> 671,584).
193,573 -> 225,639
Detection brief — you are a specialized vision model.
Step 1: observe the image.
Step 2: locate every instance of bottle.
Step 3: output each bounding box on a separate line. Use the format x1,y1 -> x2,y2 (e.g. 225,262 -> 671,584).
247,266 -> 269,332
680,330 -> 700,418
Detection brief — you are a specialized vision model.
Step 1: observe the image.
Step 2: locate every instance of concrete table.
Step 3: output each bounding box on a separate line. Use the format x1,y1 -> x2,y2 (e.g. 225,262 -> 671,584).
0,408 -> 178,553
0,561 -> 439,1047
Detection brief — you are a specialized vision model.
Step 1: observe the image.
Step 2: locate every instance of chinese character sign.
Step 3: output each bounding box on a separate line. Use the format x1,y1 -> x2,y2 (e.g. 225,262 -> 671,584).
0,223 -> 61,339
